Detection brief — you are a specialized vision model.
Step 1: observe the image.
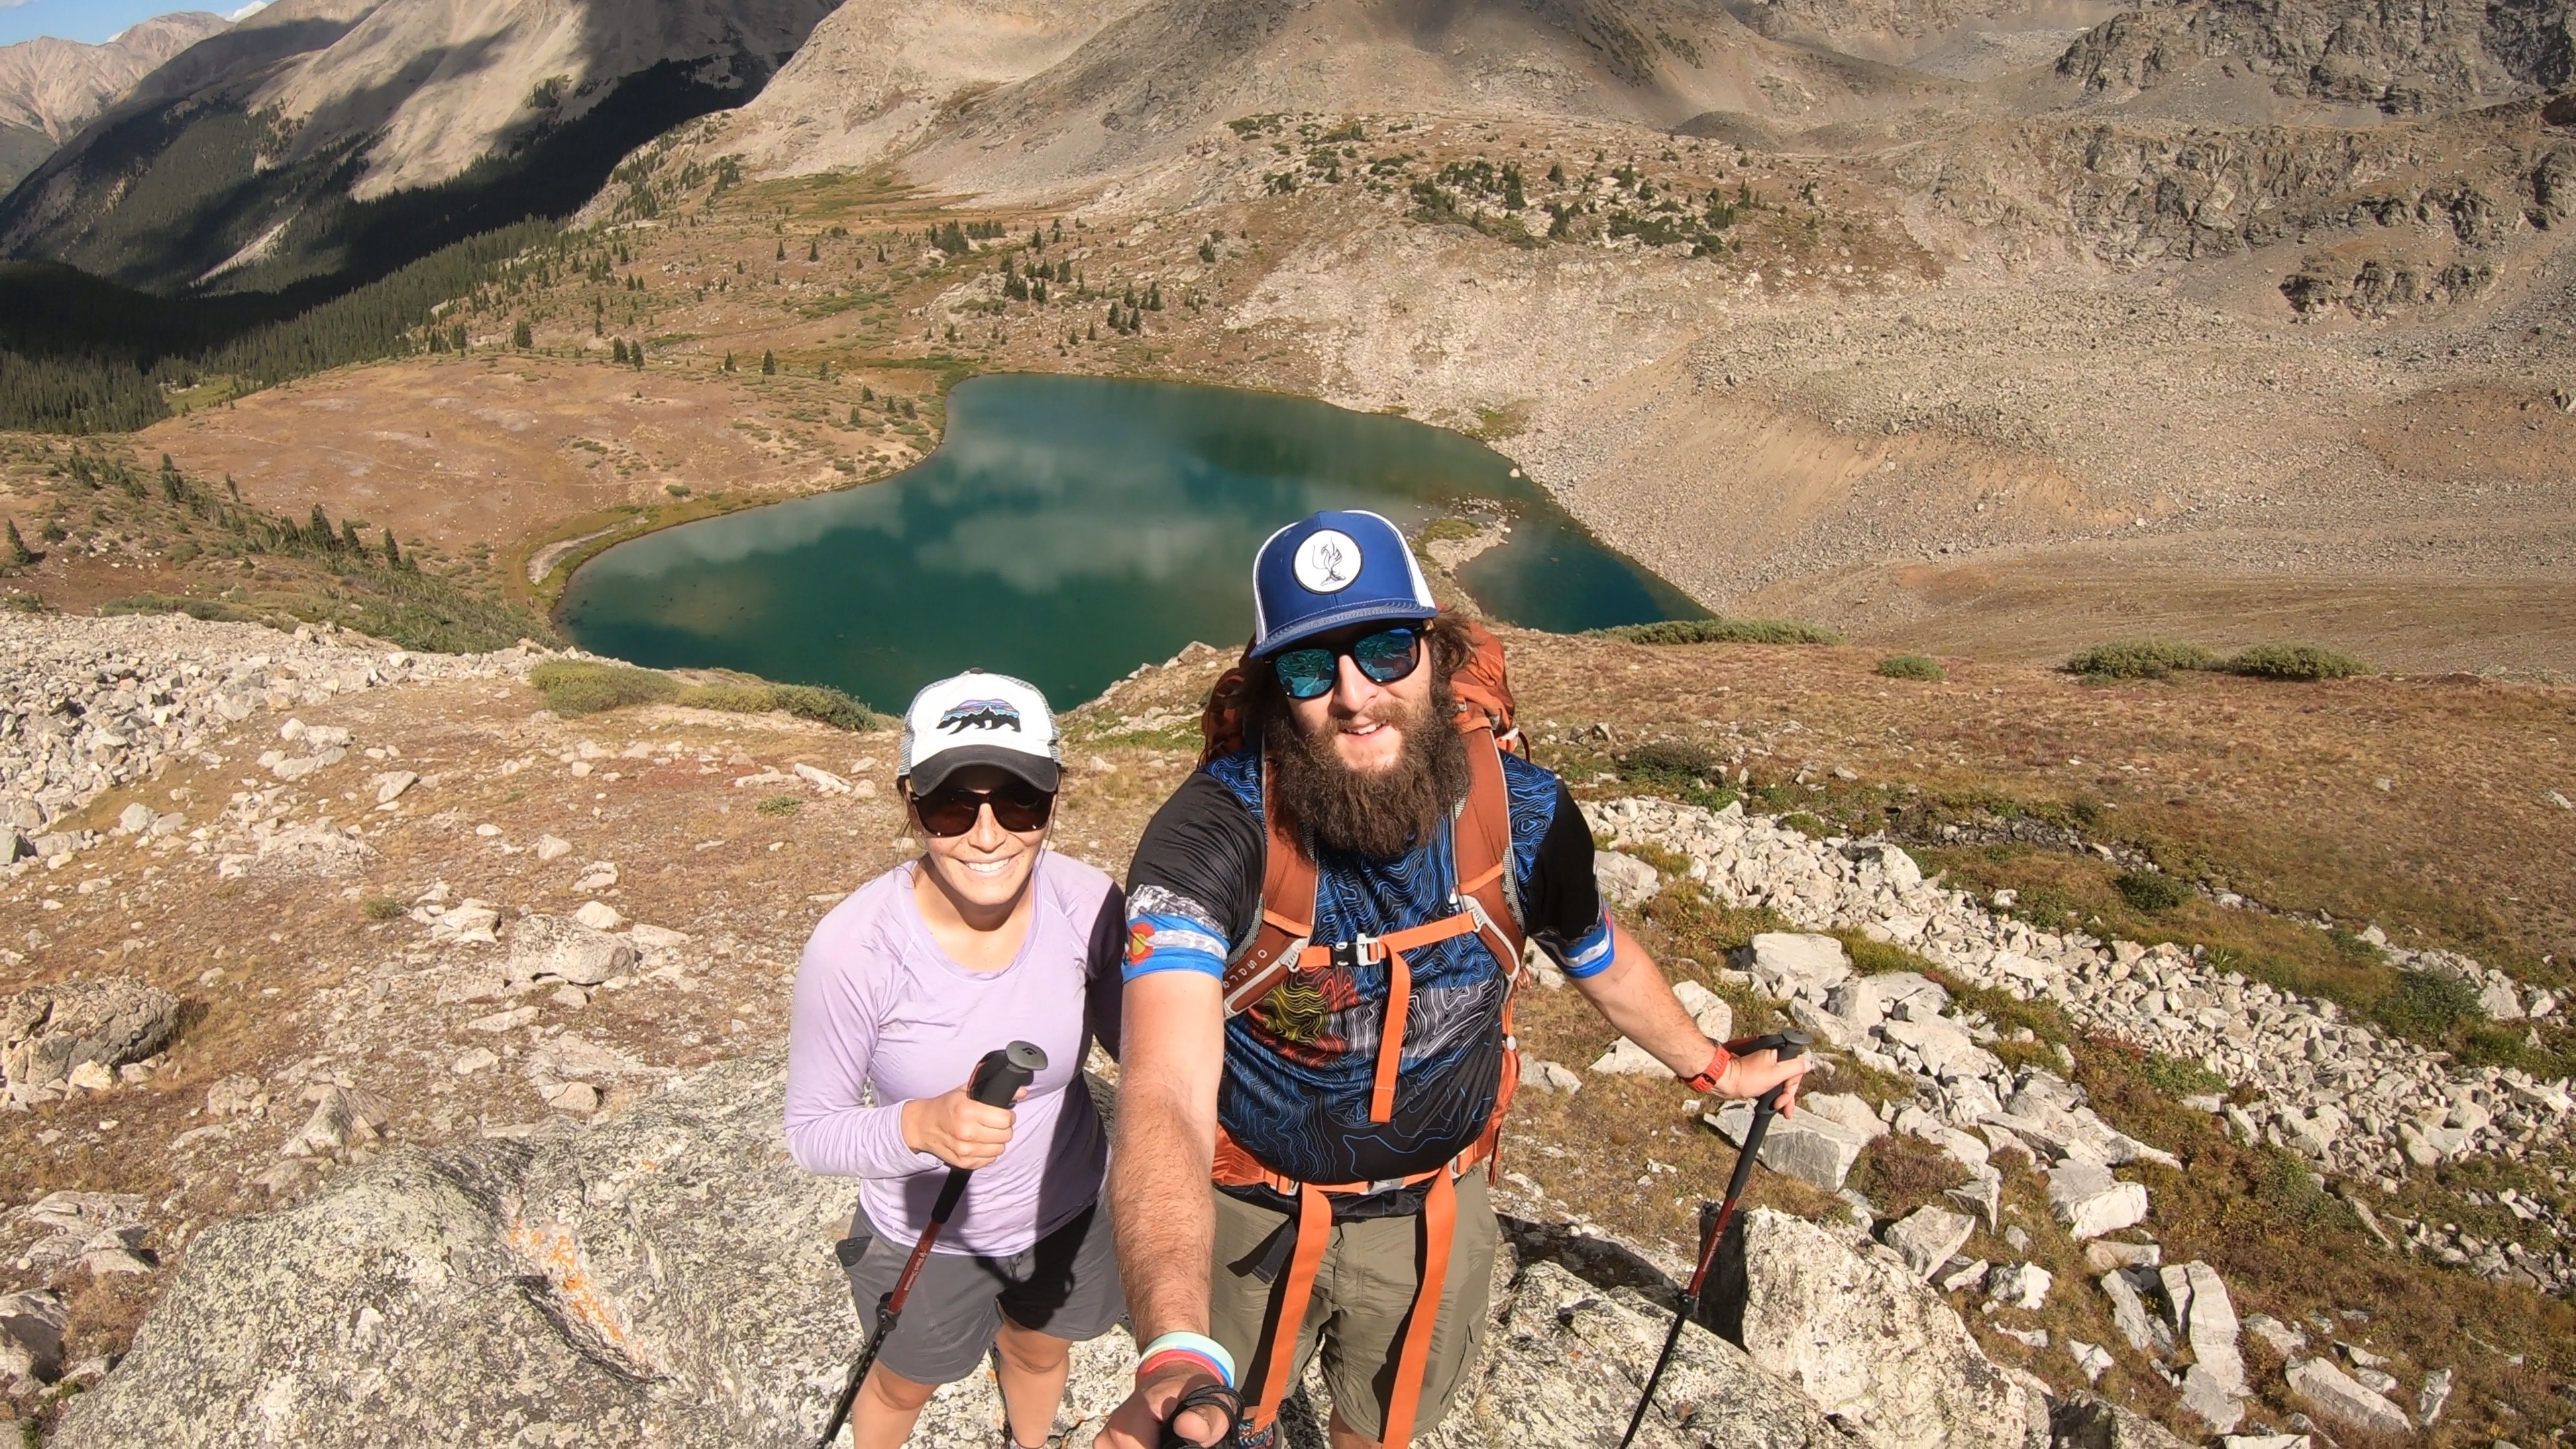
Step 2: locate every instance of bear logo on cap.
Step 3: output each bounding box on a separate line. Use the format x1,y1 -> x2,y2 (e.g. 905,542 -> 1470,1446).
1292,529 -> 1361,594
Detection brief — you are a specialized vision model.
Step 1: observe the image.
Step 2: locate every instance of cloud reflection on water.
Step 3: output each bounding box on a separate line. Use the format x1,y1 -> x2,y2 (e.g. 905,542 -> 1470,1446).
558,374 -> 1695,706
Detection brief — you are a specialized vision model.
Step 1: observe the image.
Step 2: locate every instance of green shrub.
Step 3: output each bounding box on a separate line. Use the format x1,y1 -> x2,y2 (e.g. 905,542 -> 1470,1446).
672,682 -> 775,713
757,795 -> 802,816
769,683 -> 885,732
2063,639 -> 2215,680
529,663 -> 887,730
2373,968 -> 2484,1040
2220,643 -> 2370,681
530,661 -> 680,715
2140,1051 -> 2230,1099
361,896 -> 405,921
98,593 -> 258,624
1617,740 -> 1721,786
2112,869 -> 2192,912
1875,654 -> 1944,682
1593,616 -> 1841,645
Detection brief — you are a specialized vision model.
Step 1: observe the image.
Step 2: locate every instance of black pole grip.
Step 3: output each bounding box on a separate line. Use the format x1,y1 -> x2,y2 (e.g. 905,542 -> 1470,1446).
1724,1029 -> 1813,1062
969,1041 -> 1046,1108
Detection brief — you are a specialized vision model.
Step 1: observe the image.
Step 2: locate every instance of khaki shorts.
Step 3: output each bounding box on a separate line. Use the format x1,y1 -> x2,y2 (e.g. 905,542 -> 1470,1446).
1206,1171 -> 1497,1442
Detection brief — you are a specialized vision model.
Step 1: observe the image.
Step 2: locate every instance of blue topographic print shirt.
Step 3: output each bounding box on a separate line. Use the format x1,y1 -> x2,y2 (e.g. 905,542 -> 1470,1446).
1124,745 -> 1611,1187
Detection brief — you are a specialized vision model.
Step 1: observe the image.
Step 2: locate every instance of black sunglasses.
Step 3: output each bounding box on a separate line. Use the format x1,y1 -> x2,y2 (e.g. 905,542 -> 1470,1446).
910,780 -> 1055,837
1272,627 -> 1423,701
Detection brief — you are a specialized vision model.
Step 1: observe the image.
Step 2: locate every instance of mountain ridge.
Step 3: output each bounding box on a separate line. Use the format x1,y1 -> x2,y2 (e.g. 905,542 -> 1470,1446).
0,0 -> 837,296
0,12 -> 231,192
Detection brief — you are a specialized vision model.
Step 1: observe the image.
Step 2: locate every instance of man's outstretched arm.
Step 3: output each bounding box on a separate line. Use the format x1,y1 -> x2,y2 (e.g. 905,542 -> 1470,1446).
1099,969 -> 1232,1449
1570,920 -> 1812,1108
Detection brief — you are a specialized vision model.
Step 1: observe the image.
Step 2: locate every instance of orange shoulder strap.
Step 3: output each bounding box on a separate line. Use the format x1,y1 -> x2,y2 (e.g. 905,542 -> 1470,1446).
1452,721 -> 1525,970
1221,759 -> 1316,1016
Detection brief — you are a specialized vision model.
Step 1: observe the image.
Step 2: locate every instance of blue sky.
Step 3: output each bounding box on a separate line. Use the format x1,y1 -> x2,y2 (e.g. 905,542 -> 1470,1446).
0,1 -> 256,48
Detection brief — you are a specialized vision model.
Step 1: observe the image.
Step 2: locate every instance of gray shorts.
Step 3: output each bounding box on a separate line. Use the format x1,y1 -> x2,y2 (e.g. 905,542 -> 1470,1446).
836,1199 -> 1126,1386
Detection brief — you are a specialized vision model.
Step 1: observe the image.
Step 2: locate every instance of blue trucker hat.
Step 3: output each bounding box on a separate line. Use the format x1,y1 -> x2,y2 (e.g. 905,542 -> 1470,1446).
1249,509 -> 1438,657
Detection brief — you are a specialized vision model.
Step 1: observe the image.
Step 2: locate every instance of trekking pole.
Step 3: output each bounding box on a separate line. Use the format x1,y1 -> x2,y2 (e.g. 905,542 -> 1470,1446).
816,1040 -> 1047,1449
1616,1030 -> 1811,1449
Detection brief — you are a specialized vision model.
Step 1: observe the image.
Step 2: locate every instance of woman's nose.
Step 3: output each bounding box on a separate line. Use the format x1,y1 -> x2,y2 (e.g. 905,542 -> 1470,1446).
966,802 -> 1011,849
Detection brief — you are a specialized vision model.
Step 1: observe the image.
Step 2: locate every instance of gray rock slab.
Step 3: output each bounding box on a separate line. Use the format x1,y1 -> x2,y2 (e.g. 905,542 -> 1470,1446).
1672,980 -> 1733,1042
1710,1102 -> 1876,1191
2096,1271 -> 2156,1354
1739,932 -> 1852,1002
1711,1208 -> 2048,1449
1593,1036 -> 1675,1078
52,1052 -> 863,1446
2178,1364 -> 2246,1434
0,1288 -> 68,1388
1465,1260 -> 1857,1449
2285,1356 -> 2412,1438
1882,1206 -> 1976,1280
2047,1160 -> 2150,1241
506,914 -> 637,988
1595,850 -> 1662,912
1,976 -> 180,1091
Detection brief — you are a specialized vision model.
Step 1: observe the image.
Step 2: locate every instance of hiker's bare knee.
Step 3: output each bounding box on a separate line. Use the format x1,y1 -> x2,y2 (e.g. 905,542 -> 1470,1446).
996,1320 -> 1070,1374
862,1364 -> 936,1414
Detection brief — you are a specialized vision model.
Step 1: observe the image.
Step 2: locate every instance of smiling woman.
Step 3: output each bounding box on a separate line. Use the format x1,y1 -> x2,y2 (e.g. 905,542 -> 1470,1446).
556,374 -> 1703,708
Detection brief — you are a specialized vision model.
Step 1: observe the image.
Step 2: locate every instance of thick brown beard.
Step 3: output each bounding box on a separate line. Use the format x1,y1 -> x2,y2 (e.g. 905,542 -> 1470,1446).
1259,670 -> 1471,861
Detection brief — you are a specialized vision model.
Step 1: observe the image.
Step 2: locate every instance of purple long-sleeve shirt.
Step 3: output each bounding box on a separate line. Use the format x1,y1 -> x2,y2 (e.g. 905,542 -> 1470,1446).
785,851 -> 1125,1256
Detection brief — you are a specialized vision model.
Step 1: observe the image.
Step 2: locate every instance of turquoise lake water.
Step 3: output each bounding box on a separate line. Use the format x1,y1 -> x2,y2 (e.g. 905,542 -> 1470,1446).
556,374 -> 1703,711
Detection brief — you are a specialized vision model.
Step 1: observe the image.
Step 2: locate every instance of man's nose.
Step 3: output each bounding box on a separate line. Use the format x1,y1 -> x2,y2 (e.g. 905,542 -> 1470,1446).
1330,653 -> 1386,712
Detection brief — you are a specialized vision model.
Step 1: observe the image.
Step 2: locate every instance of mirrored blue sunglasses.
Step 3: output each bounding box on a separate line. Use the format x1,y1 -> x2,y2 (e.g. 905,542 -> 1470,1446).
1271,627 -> 1424,701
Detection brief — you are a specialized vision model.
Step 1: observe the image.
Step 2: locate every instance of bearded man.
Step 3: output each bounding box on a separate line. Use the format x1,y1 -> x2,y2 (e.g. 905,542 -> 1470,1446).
1100,510 -> 1812,1449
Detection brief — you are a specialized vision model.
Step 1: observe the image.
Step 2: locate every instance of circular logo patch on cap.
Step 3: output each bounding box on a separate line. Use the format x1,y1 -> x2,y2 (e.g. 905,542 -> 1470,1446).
1292,529 -> 1362,594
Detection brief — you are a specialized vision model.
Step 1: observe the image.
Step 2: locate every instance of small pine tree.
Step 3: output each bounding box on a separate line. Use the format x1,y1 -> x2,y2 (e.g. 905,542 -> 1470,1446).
849,405 -> 863,427
630,341 -> 645,370
451,324 -> 468,353
5,519 -> 32,566
512,318 -> 533,349
341,518 -> 364,551
808,237 -> 819,261
1147,281 -> 1163,311
382,529 -> 400,568
761,350 -> 778,376
776,240 -> 787,261
612,339 -> 629,364
309,504 -> 335,547
723,352 -> 736,372
817,360 -> 830,380
876,243 -> 887,262
861,384 -> 875,402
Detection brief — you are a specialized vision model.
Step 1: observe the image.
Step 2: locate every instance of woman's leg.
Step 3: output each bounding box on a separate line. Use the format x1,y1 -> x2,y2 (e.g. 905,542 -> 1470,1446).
994,1318 -> 1075,1448
848,1362 -> 938,1449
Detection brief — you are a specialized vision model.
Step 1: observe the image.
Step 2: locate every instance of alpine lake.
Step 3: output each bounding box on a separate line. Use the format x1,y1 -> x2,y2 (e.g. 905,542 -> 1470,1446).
555,375 -> 1705,712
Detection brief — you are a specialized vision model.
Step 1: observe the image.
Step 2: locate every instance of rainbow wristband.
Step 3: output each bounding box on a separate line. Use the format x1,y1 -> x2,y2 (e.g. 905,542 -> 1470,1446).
1137,1332 -> 1236,1390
